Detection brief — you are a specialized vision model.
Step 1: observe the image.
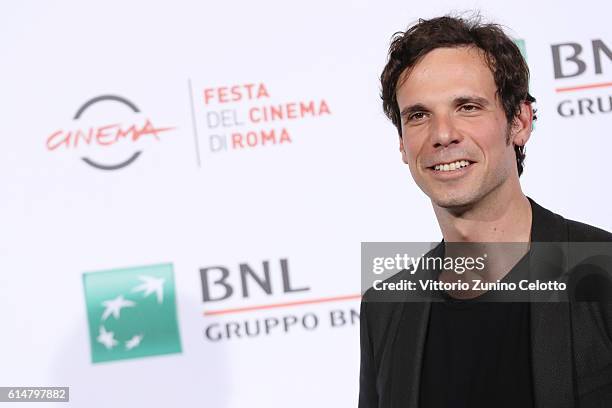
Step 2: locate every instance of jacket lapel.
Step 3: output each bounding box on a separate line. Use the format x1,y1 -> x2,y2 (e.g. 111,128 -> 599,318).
390,301 -> 431,408
389,244 -> 443,408
528,198 -> 576,408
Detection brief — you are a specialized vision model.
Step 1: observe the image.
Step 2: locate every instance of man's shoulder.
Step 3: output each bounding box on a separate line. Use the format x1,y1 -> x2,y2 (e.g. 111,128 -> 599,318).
565,217 -> 612,242
361,242 -> 442,321
361,268 -> 412,315
530,197 -> 612,242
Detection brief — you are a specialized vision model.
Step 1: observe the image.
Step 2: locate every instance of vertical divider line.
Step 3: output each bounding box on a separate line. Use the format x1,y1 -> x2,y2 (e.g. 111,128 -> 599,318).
187,78 -> 202,167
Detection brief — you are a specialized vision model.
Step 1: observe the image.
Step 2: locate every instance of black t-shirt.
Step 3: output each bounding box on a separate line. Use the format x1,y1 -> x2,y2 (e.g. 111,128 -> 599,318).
419,256 -> 534,408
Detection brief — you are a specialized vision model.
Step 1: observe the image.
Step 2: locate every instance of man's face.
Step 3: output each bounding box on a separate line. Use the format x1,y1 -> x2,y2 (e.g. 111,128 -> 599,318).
396,46 -> 521,210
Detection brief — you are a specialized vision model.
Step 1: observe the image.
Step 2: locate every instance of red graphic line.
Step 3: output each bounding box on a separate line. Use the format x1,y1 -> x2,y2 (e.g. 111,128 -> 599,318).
203,294 -> 362,316
555,81 -> 612,93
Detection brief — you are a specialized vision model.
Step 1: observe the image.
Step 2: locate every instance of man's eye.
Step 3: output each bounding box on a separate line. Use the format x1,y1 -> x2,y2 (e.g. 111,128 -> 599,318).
460,104 -> 479,112
409,112 -> 426,121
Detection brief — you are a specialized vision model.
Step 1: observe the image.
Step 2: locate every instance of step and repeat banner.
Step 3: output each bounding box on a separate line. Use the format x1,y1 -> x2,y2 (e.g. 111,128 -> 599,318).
1,0 -> 611,407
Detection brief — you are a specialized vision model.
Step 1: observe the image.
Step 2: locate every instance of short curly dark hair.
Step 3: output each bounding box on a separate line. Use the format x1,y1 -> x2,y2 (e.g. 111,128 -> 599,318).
380,15 -> 536,176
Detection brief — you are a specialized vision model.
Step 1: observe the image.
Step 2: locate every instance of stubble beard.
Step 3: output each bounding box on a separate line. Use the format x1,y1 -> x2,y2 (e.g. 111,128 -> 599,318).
423,127 -> 516,215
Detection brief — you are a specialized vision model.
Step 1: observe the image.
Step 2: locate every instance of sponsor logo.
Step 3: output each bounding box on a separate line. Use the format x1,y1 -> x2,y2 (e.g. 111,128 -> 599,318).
47,95 -> 175,170
514,39 -> 536,129
551,39 -> 612,118
199,257 -> 359,342
82,263 -> 182,363
514,39 -> 527,61
189,82 -> 331,161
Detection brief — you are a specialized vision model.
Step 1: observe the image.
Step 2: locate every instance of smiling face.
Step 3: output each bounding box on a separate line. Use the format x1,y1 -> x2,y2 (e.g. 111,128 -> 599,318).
397,46 -> 527,210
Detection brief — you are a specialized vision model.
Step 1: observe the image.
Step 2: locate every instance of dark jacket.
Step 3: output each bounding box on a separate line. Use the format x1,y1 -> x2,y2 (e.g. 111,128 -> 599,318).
359,198 -> 612,408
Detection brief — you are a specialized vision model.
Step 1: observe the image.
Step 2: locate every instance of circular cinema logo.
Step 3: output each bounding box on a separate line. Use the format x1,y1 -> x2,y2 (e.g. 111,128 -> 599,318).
46,95 -> 175,170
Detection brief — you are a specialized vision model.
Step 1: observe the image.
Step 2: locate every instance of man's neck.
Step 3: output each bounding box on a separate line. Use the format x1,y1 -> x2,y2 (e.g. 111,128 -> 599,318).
433,190 -> 533,243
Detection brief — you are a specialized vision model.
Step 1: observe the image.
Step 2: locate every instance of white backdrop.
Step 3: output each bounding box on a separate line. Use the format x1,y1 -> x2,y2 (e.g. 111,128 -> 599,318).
1,0 -> 611,407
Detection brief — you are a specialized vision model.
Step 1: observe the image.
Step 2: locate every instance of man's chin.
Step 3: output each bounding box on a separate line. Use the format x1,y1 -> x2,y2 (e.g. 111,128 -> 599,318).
430,192 -> 480,213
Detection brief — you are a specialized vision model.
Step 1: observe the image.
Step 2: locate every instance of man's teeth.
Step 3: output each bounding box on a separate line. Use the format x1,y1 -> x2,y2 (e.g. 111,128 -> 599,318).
434,160 -> 470,172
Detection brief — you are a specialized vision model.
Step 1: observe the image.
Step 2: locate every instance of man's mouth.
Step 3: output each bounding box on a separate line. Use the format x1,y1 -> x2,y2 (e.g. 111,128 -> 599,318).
429,160 -> 474,172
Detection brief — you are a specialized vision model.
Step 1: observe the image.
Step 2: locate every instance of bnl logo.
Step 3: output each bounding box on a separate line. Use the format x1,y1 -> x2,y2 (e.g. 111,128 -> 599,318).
82,263 -> 182,363
552,39 -> 611,78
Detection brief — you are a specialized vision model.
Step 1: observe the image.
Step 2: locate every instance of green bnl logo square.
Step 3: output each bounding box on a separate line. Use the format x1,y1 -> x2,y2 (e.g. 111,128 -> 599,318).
83,263 -> 182,363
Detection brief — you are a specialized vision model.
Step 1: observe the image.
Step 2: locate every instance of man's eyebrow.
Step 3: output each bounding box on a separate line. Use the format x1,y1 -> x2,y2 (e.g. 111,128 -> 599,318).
399,96 -> 491,119
400,103 -> 428,119
454,95 -> 490,107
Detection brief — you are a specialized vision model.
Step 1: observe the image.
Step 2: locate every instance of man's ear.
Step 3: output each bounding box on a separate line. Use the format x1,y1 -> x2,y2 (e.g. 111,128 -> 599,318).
511,101 -> 534,147
399,135 -> 409,164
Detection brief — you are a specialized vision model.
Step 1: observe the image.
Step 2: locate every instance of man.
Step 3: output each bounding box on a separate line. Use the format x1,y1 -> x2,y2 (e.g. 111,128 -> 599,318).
359,15 -> 612,408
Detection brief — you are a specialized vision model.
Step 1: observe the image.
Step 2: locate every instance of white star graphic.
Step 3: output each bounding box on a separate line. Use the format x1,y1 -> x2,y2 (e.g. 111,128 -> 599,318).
97,326 -> 118,349
101,295 -> 135,321
125,334 -> 144,350
131,275 -> 165,304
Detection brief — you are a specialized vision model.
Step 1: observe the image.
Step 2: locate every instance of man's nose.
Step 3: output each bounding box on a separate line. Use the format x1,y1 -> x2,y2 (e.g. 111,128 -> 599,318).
430,114 -> 462,148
